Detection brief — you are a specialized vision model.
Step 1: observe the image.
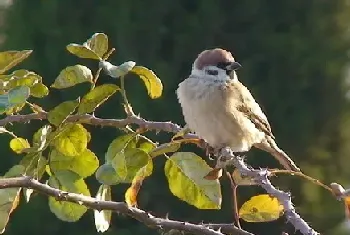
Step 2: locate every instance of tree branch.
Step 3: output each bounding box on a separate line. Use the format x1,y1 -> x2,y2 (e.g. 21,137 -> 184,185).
0,112 -> 319,234
0,176 -> 251,235
218,148 -> 320,235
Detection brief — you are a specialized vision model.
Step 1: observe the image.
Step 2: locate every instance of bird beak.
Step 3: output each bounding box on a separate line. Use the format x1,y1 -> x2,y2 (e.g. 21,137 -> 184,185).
226,62 -> 242,71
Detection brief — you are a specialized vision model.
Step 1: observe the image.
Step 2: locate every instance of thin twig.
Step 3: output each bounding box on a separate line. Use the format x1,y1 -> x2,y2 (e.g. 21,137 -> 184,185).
0,176 -> 252,235
225,171 -> 241,229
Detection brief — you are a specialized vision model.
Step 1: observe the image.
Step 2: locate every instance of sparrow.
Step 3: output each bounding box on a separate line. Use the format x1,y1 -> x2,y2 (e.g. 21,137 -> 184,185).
176,48 -> 300,172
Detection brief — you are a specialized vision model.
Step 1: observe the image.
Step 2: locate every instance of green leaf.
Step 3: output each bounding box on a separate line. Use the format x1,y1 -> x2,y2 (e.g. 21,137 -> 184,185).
85,33 -> 108,58
94,185 -> 111,232
105,133 -> 137,163
99,61 -> 136,78
0,165 -> 25,234
125,157 -> 153,207
239,194 -> 284,222
33,125 -> 52,151
77,84 -> 119,114
53,123 -> 88,156
0,50 -> 32,74
131,66 -> 163,99
8,86 -> 30,105
51,65 -> 93,89
30,83 -> 49,98
9,137 -> 30,154
111,148 -> 151,183
149,142 -> 181,158
66,44 -> 100,60
48,170 -> 90,222
164,152 -> 222,209
20,152 -> 47,178
95,164 -> 121,185
48,99 -> 79,126
49,149 -> 99,178
138,139 -> 156,153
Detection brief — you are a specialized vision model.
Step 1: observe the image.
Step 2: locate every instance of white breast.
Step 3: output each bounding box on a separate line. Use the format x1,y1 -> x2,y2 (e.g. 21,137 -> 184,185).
176,76 -> 263,152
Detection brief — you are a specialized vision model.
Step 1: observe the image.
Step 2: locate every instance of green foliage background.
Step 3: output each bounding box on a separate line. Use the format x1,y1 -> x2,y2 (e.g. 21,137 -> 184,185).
1,0 -> 350,234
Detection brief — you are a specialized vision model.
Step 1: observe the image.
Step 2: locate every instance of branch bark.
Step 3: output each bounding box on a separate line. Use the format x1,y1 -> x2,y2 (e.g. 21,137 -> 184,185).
0,112 -> 319,234
0,176 -> 252,235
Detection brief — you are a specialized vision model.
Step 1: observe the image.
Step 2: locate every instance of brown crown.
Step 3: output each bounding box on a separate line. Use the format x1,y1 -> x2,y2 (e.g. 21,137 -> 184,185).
194,48 -> 235,70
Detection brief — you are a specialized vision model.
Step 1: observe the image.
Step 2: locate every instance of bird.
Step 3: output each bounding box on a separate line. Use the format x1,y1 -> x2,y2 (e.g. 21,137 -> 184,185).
176,48 -> 300,172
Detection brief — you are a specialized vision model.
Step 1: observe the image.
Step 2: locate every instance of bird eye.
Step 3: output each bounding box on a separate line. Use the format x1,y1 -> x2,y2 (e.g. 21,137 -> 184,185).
206,69 -> 218,76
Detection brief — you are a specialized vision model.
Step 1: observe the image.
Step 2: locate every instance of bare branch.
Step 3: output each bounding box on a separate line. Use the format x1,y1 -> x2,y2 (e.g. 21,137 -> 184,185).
0,176 -> 252,235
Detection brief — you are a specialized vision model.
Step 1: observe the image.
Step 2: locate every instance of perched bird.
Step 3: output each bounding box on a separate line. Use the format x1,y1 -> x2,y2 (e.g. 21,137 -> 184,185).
176,48 -> 300,171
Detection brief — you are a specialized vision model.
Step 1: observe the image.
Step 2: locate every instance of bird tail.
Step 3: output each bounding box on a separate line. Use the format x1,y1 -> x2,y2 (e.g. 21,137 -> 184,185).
254,137 -> 301,172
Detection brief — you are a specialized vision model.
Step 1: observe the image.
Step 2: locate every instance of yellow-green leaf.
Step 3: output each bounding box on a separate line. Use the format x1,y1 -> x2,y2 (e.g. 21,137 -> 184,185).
94,185 -> 111,232
53,123 -> 88,156
77,84 -> 119,114
164,152 -> 221,209
99,61 -> 136,78
49,149 -> 99,178
48,170 -> 90,222
85,33 -> 108,58
48,99 -> 79,126
66,44 -> 100,60
239,194 -> 284,222
30,83 -> 49,98
112,148 -> 151,183
125,157 -> 153,207
0,165 -> 25,234
20,152 -> 47,178
51,65 -> 93,89
105,133 -> 137,163
9,137 -> 30,154
0,50 -> 32,74
33,125 -> 52,151
131,66 -> 163,99
95,164 -> 121,185
149,142 -> 180,158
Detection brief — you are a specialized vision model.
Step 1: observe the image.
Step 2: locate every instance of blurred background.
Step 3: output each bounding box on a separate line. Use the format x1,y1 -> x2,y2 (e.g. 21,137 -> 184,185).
1,0 -> 350,234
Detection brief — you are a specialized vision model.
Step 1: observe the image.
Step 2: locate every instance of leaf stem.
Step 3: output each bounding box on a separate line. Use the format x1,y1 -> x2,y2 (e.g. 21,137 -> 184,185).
225,171 -> 241,229
91,48 -> 116,89
270,169 -> 333,192
120,75 -> 134,116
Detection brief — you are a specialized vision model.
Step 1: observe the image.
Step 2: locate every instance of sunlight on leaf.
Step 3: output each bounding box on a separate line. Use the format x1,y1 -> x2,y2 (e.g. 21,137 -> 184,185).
112,148 -> 151,183
66,44 -> 100,60
164,152 -> 221,209
131,66 -> 163,99
51,65 -> 93,89
77,84 -> 119,114
32,125 -> 52,151
99,61 -> 136,78
85,33 -> 109,58
48,99 -> 79,126
30,83 -> 49,98
49,149 -> 99,178
20,152 -> 47,179
48,170 -> 90,222
105,133 -> 137,163
9,137 -> 30,154
0,50 -> 32,74
239,194 -> 284,222
94,185 -> 112,232
0,165 -> 25,234
125,157 -> 153,207
149,142 -> 180,158
53,123 -> 88,156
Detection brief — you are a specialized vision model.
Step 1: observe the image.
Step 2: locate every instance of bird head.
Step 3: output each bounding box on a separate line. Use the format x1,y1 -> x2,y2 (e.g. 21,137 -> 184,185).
191,48 -> 242,81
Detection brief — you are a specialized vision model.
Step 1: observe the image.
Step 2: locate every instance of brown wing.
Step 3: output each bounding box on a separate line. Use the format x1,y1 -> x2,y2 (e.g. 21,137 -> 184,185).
226,81 -> 275,139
